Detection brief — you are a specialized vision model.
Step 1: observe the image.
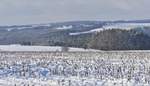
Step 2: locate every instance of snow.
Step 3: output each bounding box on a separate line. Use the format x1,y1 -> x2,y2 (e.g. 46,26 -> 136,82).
105,23 -> 150,29
0,45 -> 99,52
0,52 -> 150,85
7,28 -> 14,31
69,27 -> 106,35
6,27 -> 32,31
5,24 -> 52,31
80,24 -> 94,27
0,78 -> 58,86
31,23 -> 51,27
69,23 -> 150,35
56,25 -> 73,30
5,24 -> 72,32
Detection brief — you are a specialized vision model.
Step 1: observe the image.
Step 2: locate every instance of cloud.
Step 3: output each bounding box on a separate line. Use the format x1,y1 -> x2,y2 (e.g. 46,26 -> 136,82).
0,0 -> 149,25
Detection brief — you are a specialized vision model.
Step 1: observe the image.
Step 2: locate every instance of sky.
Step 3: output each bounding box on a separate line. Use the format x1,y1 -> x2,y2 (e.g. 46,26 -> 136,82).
0,0 -> 150,25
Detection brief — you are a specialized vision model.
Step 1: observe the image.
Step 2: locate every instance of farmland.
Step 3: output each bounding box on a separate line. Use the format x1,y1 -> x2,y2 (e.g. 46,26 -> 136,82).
0,51 -> 150,86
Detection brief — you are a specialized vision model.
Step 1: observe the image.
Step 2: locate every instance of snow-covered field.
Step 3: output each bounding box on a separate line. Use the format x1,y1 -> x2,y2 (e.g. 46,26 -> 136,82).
56,25 -> 73,30
104,23 -> 150,29
0,45 -> 99,52
0,52 -> 150,86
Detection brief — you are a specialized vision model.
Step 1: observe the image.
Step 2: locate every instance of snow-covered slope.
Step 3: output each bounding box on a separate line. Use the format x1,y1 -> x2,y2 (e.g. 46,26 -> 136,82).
69,28 -> 108,35
104,23 -> 150,29
70,23 -> 150,35
5,24 -> 52,31
56,25 -> 73,30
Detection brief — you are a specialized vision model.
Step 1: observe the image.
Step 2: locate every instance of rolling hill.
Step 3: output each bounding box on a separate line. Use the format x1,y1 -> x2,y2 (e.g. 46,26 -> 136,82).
0,20 -> 150,50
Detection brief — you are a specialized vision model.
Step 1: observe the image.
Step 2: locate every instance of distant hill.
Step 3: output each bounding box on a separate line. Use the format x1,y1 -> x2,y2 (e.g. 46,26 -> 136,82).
0,21 -> 104,45
0,20 -> 150,50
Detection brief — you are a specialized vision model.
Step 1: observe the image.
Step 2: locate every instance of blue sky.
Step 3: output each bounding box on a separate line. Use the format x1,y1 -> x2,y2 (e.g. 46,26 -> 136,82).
0,0 -> 149,25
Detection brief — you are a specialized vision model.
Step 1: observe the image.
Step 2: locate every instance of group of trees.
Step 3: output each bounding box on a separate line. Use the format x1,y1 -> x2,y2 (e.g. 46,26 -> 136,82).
88,29 -> 150,50
17,27 -> 150,50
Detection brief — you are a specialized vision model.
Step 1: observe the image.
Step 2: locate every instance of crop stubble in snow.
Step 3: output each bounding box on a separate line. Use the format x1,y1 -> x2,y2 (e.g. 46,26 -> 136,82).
0,51 -> 150,86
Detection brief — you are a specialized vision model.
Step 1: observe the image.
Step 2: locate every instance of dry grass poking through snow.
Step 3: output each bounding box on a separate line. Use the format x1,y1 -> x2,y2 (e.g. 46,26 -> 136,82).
0,51 -> 150,86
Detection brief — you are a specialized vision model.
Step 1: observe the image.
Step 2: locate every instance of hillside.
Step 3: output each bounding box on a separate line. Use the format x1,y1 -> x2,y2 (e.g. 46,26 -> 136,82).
0,20 -> 150,50
88,28 -> 150,50
0,21 -> 104,45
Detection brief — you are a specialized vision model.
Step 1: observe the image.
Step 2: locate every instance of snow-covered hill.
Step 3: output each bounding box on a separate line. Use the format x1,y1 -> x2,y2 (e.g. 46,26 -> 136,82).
1,21 -> 150,47
70,23 -> 150,35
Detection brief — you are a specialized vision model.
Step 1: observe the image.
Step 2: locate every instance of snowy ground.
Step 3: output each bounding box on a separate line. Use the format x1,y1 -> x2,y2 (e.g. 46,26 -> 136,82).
0,45 -> 100,52
0,52 -> 150,86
